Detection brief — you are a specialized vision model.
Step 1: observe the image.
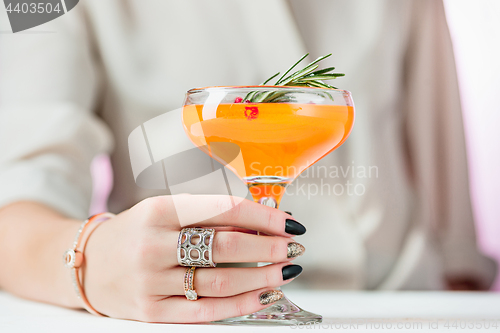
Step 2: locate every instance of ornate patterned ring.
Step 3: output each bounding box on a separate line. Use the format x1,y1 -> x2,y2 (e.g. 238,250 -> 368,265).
177,228 -> 216,267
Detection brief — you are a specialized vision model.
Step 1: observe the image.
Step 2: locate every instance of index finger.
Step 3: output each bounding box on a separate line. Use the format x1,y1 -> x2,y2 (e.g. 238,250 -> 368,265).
165,195 -> 306,237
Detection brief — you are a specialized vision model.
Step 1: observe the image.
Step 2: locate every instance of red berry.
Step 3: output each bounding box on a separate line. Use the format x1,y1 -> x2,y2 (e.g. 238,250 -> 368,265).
234,97 -> 243,103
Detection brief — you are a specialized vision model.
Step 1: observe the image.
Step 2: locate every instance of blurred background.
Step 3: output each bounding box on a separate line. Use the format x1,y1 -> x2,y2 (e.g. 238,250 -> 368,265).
78,0 -> 499,291
443,0 -> 500,291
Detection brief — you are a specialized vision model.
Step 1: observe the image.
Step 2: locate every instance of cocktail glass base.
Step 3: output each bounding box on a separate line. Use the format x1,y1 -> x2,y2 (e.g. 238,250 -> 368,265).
211,294 -> 322,325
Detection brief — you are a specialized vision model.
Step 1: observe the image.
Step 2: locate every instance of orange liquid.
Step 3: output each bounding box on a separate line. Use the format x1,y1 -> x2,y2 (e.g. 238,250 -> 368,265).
182,103 -> 354,203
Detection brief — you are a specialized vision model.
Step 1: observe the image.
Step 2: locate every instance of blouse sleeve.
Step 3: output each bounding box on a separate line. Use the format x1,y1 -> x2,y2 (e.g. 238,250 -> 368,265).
403,0 -> 497,288
0,6 -> 113,219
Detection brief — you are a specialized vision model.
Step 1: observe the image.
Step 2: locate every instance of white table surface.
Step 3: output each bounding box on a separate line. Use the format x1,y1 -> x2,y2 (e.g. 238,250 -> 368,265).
1,290 -> 500,333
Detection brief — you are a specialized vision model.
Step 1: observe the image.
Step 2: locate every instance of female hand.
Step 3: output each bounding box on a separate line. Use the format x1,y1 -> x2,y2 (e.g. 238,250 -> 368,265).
82,195 -> 306,323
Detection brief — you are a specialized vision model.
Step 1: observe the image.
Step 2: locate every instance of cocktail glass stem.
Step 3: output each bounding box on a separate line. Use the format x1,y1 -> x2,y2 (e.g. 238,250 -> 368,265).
212,180 -> 322,325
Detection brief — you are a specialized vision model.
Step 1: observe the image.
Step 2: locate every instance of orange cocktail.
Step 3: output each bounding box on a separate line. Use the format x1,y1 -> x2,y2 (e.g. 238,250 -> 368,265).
183,102 -> 354,205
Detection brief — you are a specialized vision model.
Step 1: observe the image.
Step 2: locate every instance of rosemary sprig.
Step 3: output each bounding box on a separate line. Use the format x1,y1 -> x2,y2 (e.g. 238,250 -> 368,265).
241,53 -> 344,103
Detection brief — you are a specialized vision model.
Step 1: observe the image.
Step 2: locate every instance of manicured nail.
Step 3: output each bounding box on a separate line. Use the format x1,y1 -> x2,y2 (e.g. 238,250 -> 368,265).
287,242 -> 305,259
284,211 -> 292,216
259,290 -> 284,305
285,219 -> 306,235
282,264 -> 303,280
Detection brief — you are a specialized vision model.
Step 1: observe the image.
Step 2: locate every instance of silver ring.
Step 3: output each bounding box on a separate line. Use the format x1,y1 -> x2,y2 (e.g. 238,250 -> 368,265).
177,228 -> 216,267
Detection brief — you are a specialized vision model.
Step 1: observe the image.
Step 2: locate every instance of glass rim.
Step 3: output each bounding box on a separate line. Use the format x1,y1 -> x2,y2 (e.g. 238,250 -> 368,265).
187,85 -> 351,96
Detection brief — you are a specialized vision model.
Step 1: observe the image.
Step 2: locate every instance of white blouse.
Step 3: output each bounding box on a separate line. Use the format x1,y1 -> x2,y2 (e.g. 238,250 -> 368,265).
0,0 -> 496,290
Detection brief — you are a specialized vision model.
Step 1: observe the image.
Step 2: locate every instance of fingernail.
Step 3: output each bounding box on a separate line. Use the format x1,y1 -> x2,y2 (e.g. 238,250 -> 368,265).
284,211 -> 292,216
287,242 -> 305,259
285,219 -> 306,235
282,264 -> 303,280
259,290 -> 284,305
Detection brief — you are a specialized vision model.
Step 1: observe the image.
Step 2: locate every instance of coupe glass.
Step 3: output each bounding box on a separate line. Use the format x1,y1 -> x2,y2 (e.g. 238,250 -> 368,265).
182,86 -> 355,325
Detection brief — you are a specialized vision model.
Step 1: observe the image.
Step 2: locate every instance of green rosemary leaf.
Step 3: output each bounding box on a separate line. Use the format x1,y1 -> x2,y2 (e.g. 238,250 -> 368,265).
267,96 -> 293,103
316,81 -> 338,89
243,90 -> 259,102
297,74 -> 345,81
309,66 -> 336,76
309,81 -> 340,89
275,53 -> 309,85
261,72 -> 281,85
300,54 -> 332,73
281,64 -> 319,86
304,82 -> 335,100
305,80 -> 327,88
261,91 -> 288,103
280,54 -> 334,84
244,72 -> 280,101
307,81 -> 339,90
242,53 -> 344,103
252,91 -> 274,103
321,92 -> 335,101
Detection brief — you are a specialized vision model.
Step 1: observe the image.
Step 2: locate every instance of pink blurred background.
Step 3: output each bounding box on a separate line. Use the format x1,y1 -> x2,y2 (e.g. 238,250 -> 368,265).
90,0 -> 500,290
444,0 -> 500,291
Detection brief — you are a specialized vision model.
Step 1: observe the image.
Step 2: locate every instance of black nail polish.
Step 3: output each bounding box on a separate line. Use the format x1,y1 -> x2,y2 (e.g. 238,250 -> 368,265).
284,211 -> 292,216
282,264 -> 303,281
285,219 -> 306,235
